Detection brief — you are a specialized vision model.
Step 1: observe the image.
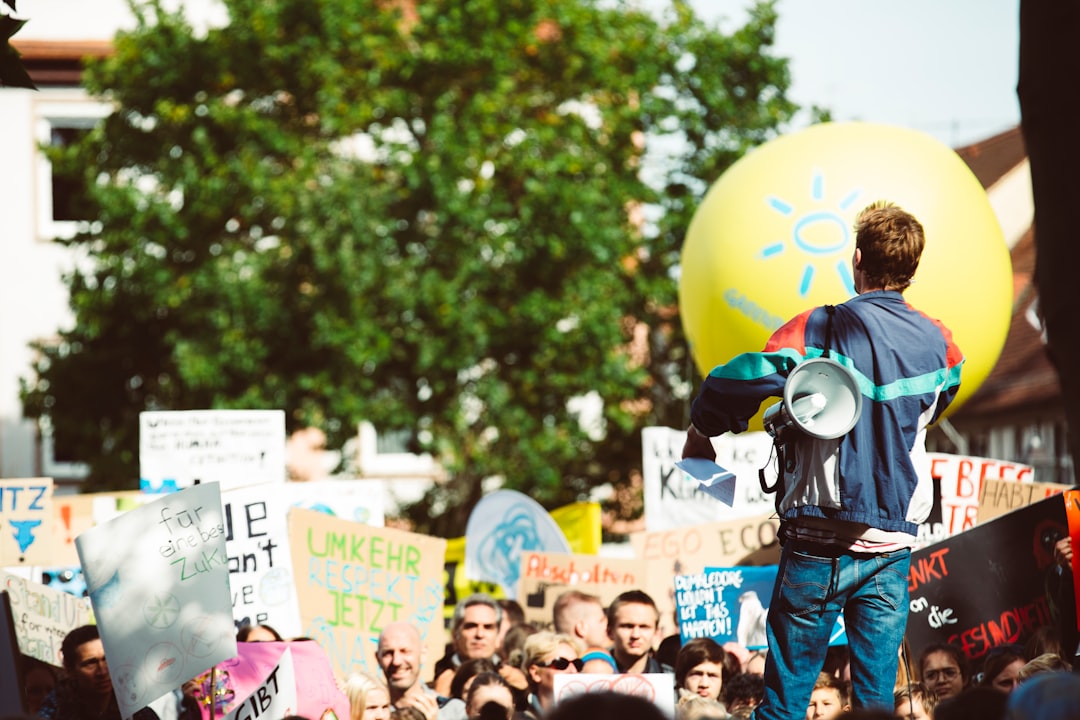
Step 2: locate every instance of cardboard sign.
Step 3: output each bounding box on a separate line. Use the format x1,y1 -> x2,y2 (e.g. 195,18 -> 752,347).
1,570 -> 93,667
0,478 -> 53,566
553,673 -> 675,717
76,482 -> 237,717
222,484 -> 302,637
289,507 -> 446,682
139,409 -> 286,492
977,478 -> 1070,524
50,491 -> 145,567
930,453 -> 1033,536
906,493 -> 1066,663
641,427 -> 776,532
629,514 -> 780,640
518,551 -> 641,632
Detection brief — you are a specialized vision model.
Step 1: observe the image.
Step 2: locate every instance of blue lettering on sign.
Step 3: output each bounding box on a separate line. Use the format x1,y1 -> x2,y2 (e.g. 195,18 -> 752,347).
724,289 -> 784,331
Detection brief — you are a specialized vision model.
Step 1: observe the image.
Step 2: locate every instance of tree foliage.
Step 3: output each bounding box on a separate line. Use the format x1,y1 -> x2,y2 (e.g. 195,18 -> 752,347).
22,0 -> 798,534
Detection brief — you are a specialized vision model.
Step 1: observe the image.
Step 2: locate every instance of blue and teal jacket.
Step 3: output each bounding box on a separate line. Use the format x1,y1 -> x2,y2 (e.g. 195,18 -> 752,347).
690,290 -> 964,536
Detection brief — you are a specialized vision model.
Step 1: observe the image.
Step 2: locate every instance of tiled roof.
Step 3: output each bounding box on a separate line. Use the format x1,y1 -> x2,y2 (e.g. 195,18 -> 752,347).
954,126 -> 1027,189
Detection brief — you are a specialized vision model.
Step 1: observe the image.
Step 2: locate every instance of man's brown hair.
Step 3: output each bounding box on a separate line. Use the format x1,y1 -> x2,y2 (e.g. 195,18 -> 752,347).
854,200 -> 925,292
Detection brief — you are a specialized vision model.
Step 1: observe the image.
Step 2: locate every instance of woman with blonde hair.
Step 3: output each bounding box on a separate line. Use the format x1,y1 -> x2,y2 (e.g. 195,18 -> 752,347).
519,631 -> 583,717
344,671 -> 392,720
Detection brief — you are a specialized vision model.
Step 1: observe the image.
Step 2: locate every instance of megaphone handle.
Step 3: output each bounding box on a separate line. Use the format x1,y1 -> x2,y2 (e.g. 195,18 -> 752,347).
759,441 -> 785,494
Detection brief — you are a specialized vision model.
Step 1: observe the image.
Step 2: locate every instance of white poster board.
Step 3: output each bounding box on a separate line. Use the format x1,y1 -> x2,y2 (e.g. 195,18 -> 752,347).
76,482 -> 237,717
139,409 -> 286,492
222,483 -> 302,637
285,478 -> 386,527
553,673 -> 675,717
642,427 -> 775,531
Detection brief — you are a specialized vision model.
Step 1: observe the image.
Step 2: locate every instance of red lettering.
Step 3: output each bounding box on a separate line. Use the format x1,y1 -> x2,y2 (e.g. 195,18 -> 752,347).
956,460 -> 974,496
908,548 -> 951,592
947,597 -> 1052,661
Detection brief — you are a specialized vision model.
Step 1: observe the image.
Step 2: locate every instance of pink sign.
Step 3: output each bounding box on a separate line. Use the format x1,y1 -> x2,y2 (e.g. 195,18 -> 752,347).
191,640 -> 349,720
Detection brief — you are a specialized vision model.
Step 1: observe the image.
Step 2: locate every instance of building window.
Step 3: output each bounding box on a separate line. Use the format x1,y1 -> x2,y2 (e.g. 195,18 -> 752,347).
34,97 -> 110,241
48,125 -> 92,222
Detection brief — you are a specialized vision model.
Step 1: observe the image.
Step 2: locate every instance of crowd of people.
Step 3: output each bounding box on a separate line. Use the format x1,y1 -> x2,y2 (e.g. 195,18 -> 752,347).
10,200 -> 1080,720
14,587 -> 1080,720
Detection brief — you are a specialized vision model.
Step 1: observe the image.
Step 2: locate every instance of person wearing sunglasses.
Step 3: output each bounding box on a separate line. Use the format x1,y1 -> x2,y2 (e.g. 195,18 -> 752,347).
519,632 -> 584,717
917,643 -> 969,701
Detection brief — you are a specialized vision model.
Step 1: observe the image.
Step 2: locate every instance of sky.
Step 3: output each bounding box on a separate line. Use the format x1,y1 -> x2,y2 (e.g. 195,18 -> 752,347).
649,0 -> 1022,149
20,0 -> 1021,151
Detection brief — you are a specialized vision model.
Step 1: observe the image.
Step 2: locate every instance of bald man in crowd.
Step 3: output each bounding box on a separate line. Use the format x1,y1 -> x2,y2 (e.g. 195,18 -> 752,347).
376,621 -> 465,720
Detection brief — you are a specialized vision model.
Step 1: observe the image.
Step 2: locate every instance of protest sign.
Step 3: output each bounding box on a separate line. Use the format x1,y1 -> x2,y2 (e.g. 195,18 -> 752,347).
549,502 -> 603,556
676,567 -> 773,648
289,507 -> 446,682
0,477 -> 53,566
1064,489 -> 1080,636
76,482 -> 237,718
641,427 -> 776,531
284,478 -> 386,527
196,640 -> 348,720
444,536 -> 504,622
1,570 -> 93,667
553,673 -> 675,717
629,514 -> 780,640
223,646 -> 298,720
906,493 -> 1065,664
139,409 -> 286,492
930,452 -> 1032,536
50,490 -> 145,567
518,551 -> 641,632
222,484 -> 301,637
464,490 -> 571,600
674,566 -> 846,649
977,478 -> 1070,524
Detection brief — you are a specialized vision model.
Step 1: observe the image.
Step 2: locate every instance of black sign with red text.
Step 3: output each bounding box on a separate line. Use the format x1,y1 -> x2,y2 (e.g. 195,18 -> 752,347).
905,493 -> 1067,663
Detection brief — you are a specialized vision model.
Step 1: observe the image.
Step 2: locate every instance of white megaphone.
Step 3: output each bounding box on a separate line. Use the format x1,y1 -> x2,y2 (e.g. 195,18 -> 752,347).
763,357 -> 863,441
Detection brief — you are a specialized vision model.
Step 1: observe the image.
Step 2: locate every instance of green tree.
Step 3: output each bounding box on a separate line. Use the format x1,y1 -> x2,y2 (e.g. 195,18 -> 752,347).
22,0 -> 798,535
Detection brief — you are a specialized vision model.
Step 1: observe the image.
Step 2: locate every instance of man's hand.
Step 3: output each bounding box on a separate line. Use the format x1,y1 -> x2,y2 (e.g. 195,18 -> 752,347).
1055,536 -> 1073,572
681,424 -> 716,462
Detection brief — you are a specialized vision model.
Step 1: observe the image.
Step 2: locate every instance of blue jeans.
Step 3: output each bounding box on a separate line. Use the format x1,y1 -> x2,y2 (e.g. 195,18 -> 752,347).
754,539 -> 911,720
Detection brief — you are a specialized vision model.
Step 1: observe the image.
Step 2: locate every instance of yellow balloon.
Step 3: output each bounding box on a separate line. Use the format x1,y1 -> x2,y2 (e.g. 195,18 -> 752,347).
679,122 -> 1011,427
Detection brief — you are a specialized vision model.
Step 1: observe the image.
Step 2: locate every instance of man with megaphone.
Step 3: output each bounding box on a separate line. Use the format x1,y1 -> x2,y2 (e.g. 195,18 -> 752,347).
682,201 -> 964,719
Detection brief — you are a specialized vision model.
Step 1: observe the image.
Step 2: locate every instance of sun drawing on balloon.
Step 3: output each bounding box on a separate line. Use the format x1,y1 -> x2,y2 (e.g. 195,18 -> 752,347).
761,170 -> 862,297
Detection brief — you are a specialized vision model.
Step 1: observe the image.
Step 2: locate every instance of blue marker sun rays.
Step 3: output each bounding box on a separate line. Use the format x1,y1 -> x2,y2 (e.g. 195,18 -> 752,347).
762,170 -> 861,297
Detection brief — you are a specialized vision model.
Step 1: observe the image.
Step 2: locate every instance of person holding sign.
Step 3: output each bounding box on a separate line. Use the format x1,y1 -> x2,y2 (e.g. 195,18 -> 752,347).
683,202 -> 964,717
